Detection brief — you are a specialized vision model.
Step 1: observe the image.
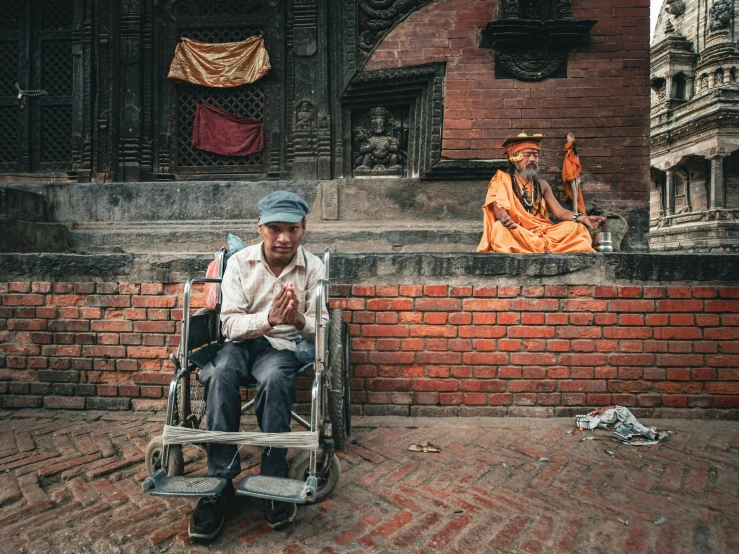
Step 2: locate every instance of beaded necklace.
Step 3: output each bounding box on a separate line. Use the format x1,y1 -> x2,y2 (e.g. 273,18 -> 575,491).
514,175 -> 537,212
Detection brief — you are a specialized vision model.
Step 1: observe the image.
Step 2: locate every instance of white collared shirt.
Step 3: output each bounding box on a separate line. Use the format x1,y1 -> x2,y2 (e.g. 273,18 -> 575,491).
220,242 -> 326,351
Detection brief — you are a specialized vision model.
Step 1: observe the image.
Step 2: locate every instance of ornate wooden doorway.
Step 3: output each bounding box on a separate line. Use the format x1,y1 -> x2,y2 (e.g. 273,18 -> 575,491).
0,0 -> 76,173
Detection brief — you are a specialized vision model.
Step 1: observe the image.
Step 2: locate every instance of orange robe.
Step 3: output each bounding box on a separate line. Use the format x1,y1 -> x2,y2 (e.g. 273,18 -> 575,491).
476,170 -> 595,254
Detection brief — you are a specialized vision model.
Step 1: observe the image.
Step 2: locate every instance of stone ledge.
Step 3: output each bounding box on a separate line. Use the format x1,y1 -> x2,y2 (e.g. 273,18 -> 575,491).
1,252 -> 738,284
3,402 -> 737,420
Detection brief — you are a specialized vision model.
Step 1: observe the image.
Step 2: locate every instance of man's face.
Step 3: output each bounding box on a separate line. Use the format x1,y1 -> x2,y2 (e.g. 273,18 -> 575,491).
258,219 -> 306,264
514,148 -> 540,179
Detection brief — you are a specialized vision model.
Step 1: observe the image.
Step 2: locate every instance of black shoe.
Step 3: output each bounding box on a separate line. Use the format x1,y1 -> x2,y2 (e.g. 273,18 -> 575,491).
188,484 -> 235,541
262,498 -> 297,530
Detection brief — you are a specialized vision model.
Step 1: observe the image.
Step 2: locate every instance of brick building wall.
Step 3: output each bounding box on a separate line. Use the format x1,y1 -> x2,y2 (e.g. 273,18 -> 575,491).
1,252 -> 738,416
364,0 -> 651,208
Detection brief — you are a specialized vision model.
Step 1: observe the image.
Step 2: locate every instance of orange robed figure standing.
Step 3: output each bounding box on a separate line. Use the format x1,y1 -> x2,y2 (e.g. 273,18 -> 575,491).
476,133 -> 604,254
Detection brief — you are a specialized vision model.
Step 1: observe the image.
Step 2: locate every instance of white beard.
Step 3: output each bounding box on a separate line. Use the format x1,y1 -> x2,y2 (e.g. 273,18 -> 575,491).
520,166 -> 538,182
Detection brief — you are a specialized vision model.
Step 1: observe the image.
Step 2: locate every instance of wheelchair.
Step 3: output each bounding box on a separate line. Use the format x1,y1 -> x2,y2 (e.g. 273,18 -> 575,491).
143,248 -> 351,505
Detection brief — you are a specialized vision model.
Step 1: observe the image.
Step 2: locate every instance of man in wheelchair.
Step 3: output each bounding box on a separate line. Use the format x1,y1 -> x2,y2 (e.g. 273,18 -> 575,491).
190,191 -> 326,540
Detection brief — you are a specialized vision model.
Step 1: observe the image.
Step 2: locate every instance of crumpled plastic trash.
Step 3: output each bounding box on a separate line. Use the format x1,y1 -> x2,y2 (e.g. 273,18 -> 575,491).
408,441 -> 441,453
575,406 -> 669,445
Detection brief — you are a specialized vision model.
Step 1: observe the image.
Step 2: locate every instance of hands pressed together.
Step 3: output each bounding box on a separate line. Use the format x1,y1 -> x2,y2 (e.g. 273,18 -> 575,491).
268,283 -> 305,330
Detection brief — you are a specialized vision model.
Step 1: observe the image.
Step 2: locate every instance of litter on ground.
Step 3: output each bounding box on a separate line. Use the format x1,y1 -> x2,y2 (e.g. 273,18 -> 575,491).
408,441 -> 441,453
575,406 -> 669,446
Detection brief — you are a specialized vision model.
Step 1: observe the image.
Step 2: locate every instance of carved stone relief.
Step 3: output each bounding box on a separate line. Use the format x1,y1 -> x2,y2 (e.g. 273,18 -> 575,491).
295,100 -> 314,131
292,99 -> 316,177
497,49 -> 567,82
709,0 -> 733,32
353,106 -> 405,177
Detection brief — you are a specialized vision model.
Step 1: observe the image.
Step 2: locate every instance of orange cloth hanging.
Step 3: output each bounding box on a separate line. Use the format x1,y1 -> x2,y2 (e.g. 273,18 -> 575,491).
476,170 -> 595,254
562,141 -> 586,215
168,36 -> 271,88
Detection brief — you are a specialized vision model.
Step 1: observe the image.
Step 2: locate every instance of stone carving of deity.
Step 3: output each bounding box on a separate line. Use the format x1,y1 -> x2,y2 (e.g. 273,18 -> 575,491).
354,107 -> 403,176
295,101 -> 314,131
709,0 -> 733,31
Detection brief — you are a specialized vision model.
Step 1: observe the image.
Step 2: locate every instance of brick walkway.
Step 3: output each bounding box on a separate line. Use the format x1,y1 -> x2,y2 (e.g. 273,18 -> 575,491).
0,410 -> 737,554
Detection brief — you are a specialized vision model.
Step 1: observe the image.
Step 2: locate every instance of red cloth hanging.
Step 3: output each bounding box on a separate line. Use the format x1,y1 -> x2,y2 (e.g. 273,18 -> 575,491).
192,102 -> 264,157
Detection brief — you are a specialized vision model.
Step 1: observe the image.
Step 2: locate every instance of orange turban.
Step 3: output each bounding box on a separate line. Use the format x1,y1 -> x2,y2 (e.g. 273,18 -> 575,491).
503,140 -> 541,160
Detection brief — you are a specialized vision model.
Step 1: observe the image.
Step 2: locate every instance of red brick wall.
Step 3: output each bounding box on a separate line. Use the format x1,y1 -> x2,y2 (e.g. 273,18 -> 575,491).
1,280 -> 738,414
364,0 -> 651,203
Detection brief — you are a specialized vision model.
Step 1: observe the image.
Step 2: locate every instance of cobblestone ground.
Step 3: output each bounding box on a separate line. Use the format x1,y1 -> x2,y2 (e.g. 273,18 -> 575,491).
0,410 -> 737,554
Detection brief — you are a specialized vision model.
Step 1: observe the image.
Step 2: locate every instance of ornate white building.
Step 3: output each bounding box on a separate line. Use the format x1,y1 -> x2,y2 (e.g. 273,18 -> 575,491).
650,0 -> 739,251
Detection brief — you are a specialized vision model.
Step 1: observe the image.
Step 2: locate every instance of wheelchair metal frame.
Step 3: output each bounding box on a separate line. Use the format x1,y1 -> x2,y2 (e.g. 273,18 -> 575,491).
160,248 -> 334,500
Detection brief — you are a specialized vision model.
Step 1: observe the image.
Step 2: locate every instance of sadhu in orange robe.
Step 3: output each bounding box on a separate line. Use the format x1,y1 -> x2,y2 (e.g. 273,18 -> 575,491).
476,170 -> 594,253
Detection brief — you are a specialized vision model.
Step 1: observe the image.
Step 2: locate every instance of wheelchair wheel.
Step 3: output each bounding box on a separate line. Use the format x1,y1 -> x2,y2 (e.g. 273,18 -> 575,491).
327,309 -> 350,450
176,370 -> 207,431
145,436 -> 184,477
287,450 -> 341,503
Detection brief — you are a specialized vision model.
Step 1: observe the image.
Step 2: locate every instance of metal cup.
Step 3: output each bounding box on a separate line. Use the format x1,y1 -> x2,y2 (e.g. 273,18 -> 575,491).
594,231 -> 613,252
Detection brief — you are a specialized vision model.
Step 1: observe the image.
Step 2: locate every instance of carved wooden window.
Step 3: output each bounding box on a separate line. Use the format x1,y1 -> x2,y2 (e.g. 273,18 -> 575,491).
159,0 -> 281,178
175,27 -> 266,170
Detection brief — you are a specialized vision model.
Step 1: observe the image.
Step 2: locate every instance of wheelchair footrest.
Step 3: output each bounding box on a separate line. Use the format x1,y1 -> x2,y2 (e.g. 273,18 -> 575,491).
236,474 -> 308,504
142,469 -> 228,497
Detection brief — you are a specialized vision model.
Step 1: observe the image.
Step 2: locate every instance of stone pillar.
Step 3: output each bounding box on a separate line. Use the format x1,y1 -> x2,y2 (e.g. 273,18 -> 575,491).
686,77 -> 694,99
709,155 -> 726,209
665,76 -> 673,99
665,169 -> 675,215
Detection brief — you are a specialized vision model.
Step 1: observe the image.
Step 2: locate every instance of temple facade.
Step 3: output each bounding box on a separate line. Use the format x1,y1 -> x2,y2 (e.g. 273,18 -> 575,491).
650,0 -> 739,251
3,2 -> 739,418
0,0 -> 651,252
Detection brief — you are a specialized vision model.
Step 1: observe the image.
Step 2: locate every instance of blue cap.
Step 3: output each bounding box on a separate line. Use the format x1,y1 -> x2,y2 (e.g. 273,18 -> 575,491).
258,191 -> 310,224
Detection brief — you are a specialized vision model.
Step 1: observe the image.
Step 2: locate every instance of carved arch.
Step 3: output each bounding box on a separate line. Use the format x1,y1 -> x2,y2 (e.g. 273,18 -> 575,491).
357,0 -> 434,69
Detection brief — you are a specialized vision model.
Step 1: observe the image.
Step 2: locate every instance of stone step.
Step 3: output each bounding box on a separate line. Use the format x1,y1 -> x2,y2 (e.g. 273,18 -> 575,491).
0,188 -> 71,252
0,187 -> 49,222
0,220 -> 71,253
70,220 -> 482,254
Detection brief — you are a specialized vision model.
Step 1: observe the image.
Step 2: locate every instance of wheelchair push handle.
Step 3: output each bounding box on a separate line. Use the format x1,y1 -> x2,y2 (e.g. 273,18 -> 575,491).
323,248 -> 330,281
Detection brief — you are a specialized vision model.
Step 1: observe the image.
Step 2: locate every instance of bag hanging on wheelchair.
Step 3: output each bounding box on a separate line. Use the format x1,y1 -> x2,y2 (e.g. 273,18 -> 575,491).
204,256 -> 220,310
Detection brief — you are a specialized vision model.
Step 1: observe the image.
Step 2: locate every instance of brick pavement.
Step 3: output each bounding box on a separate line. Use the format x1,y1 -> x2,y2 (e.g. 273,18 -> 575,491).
0,410 -> 737,554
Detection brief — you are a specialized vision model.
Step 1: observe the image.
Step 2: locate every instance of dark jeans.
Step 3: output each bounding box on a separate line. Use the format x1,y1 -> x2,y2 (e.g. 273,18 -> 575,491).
198,338 -> 300,480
